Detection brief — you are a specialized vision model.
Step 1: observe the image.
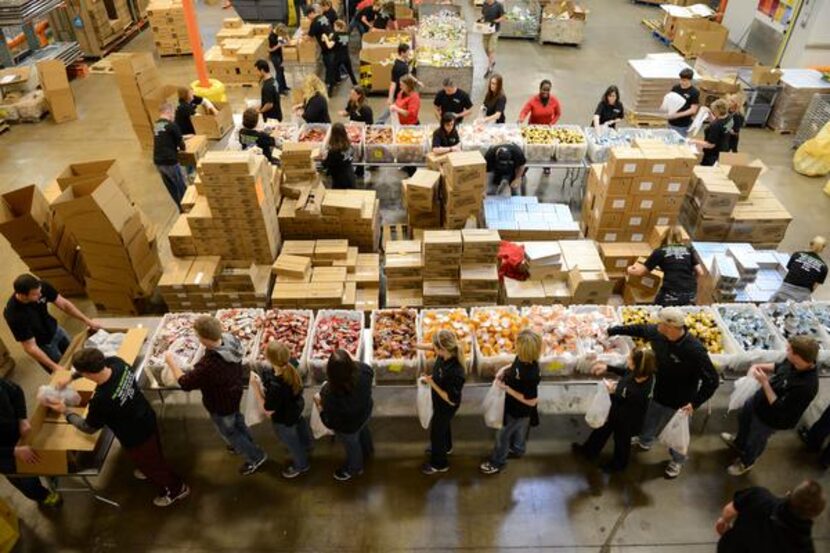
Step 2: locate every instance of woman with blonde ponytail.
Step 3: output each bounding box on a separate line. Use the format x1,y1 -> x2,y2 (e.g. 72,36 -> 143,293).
627,225 -> 703,306
417,329 -> 466,475
255,342 -> 312,479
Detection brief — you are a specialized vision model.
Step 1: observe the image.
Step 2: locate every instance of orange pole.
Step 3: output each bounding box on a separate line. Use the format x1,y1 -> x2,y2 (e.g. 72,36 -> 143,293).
181,0 -> 210,87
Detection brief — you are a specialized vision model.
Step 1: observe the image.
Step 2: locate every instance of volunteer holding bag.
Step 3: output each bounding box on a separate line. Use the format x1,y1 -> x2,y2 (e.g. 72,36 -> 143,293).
607,307 -> 719,479
480,329 -> 542,475
417,330 -> 466,475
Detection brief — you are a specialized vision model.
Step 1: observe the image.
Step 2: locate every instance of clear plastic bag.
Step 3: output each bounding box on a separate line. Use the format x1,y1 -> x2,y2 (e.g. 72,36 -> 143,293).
37,385 -> 81,407
482,381 -> 506,429
416,379 -> 433,430
658,410 -> 690,455
311,401 -> 334,439
584,381 -> 611,429
243,372 -> 266,427
727,376 -> 761,412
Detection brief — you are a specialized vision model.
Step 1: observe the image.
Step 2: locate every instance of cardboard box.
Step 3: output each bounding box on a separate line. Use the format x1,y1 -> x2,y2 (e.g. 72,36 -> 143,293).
606,147 -> 644,178
272,254 -> 312,279
718,153 -> 764,199
51,178 -> 135,242
0,185 -> 52,245
599,242 -> 652,273
178,135 -> 209,166
503,278 -> 546,306
567,269 -> 613,303
359,48 -> 395,91
751,65 -> 782,86
44,88 -> 77,124
191,102 -> 233,139
625,257 -> 664,293
55,160 -> 125,193
403,169 -> 440,211
692,175 -> 740,217
672,19 -> 728,57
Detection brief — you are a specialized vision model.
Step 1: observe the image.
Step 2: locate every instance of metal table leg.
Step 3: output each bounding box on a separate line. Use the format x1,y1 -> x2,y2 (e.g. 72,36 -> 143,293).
54,475 -> 121,508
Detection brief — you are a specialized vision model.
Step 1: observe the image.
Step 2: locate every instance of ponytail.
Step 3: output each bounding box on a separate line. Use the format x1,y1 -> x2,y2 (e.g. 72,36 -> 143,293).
266,341 -> 303,394
433,329 -> 465,368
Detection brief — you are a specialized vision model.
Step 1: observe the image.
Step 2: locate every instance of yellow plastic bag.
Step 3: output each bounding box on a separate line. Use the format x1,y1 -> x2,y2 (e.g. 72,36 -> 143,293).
794,121 -> 830,177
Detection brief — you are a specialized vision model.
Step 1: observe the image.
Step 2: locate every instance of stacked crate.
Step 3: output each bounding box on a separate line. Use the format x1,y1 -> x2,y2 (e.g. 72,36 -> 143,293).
402,169 -> 441,229
385,239 -> 424,308
459,229 -> 500,307
439,152 -> 487,229
147,0 -> 194,56
205,18 -> 270,85
422,231 -> 462,307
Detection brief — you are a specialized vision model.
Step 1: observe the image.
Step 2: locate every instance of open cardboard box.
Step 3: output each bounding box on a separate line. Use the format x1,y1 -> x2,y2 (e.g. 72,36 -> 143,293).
191,102 -> 233,139
15,326 -> 148,475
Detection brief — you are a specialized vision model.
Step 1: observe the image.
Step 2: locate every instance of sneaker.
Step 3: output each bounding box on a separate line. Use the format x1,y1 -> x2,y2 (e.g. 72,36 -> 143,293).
479,461 -> 501,475
333,468 -> 362,481
720,433 -> 738,450
421,463 -> 449,475
133,469 -> 148,481
153,484 -> 191,507
239,454 -> 268,476
727,459 -> 753,476
507,449 -> 524,460
571,442 -> 590,458
226,445 -> 237,454
281,465 -> 310,479
631,437 -> 652,451
39,491 -> 63,508
664,461 -> 682,479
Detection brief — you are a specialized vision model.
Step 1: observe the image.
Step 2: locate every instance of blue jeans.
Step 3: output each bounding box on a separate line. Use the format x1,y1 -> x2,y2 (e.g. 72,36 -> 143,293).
40,326 -> 70,366
210,412 -> 266,465
639,400 -> 687,465
668,124 -> 689,138
156,163 -> 187,208
336,421 -> 373,475
274,418 -> 312,471
734,403 -> 775,466
5,476 -> 50,502
489,414 -> 530,467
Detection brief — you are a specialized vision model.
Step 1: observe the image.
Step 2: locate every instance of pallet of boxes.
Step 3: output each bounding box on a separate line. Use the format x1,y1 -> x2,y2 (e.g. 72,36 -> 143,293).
427,151 -> 487,229
582,142 -> 698,303
385,237 -> 424,308
159,150 -> 281,311
60,0 -> 138,57
271,240 -> 380,311
205,18 -> 270,86
147,0 -> 194,56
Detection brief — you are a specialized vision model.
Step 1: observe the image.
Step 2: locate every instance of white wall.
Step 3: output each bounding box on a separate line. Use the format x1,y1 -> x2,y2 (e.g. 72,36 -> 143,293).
723,0 -> 758,48
781,0 -> 830,67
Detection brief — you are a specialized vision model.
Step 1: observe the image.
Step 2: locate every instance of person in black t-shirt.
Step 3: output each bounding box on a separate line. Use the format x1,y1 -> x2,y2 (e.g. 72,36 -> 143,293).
255,59 -> 283,122
4,274 -> 99,373
480,0 -> 505,75
418,329 -> 466,475
721,336 -> 819,476
320,0 -> 337,26
666,68 -> 699,137
376,43 -> 413,124
239,108 -> 278,163
372,1 -> 397,29
431,113 -> 461,155
480,330 -> 542,475
174,86 -> 216,136
48,348 -> 188,507
727,94 -> 744,152
716,480 -> 825,553
333,20 -> 357,86
254,342 -> 312,479
433,78 -> 473,124
627,226 -> 702,306
357,0 -> 379,33
693,99 -> 732,166
485,143 -> 527,196
321,122 -> 356,189
268,24 -> 290,94
340,85 -> 373,123
153,102 -> 187,209
592,85 -> 624,130
307,6 -> 337,95
481,73 -> 506,124
295,74 -> 331,123
572,347 -> 656,473
771,236 -> 827,302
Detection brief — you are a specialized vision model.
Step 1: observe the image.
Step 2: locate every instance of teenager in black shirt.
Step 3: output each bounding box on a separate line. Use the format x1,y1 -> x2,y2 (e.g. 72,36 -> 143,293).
357,0 -> 378,33
320,0 -> 337,26
717,480 -> 825,553
481,330 -> 542,474
627,226 -> 703,306
322,123 -> 356,189
433,78 -> 473,124
254,342 -> 312,479
376,43 -> 412,124
48,348 -> 189,507
666,68 -> 699,137
431,113 -> 461,155
693,99 -> 732,166
592,85 -> 624,130
418,329 -> 466,475
174,86 -> 216,135
340,85 -> 373,123
295,74 -> 331,123
307,6 -> 337,95
721,336 -> 819,476
238,108 -> 278,163
771,236 -> 827,302
4,274 -> 99,373
153,102 -> 187,209
485,143 -> 527,196
333,20 -> 357,87
480,73 -> 506,124
255,59 -> 283,122
268,24 -> 290,94
572,347 -> 656,473
372,1 -> 396,29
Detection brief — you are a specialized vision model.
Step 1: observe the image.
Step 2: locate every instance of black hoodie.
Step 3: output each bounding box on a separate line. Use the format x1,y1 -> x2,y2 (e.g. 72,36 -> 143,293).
607,324 -> 719,409
718,487 -> 815,553
321,363 -> 374,433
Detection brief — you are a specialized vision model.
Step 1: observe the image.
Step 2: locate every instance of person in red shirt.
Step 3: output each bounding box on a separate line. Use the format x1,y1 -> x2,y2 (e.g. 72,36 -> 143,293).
518,79 -> 561,173
390,75 -> 420,125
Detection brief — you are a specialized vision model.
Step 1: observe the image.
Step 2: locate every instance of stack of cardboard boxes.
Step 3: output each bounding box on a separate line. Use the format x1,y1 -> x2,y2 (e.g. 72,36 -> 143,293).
422,230 -> 462,307
484,197 -> 581,241
459,229 -> 500,306
278,188 -> 381,252
157,257 -> 273,311
384,239 -> 423,308
402,169 -> 441,229
111,53 -> 177,150
0,185 -> 85,296
205,18 -> 270,85
280,143 -> 319,198
64,0 -> 137,57
36,60 -> 76,124
147,0 -> 193,56
429,151 -> 487,229
270,240 -> 380,310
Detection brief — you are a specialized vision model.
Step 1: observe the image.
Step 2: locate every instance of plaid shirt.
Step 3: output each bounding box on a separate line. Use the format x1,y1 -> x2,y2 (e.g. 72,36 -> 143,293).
178,350 -> 244,416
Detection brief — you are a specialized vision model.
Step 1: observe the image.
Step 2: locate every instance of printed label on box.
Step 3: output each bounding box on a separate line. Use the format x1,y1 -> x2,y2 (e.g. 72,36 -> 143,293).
631,233 -> 644,242
623,163 -> 636,173
629,216 -> 642,226
639,182 -> 653,192
602,232 -> 618,241
667,181 -> 681,193
194,272 -> 204,284
653,164 -> 666,174
641,276 -> 655,288
615,259 -> 627,268
612,199 -> 625,209
655,216 -> 670,226
640,200 -> 653,209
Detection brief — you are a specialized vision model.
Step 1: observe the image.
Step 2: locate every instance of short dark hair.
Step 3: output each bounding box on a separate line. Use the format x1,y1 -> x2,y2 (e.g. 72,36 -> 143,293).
441,112 -> 455,125
790,480 -> 826,520
305,5 -> 316,15
13,274 -> 41,295
397,43 -> 410,55
539,79 -> 552,91
242,107 -> 259,129
790,336 -> 819,365
442,77 -> 455,87
254,59 -> 271,73
72,348 -> 106,374
326,349 -> 357,394
679,68 -> 694,80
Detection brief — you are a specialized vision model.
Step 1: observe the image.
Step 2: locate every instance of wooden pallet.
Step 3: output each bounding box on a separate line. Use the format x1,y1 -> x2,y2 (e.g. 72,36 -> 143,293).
641,18 -> 670,45
0,120 -> 9,134
223,82 -> 257,88
89,58 -> 116,74
627,112 -> 667,128
84,18 -> 149,60
381,223 -> 411,250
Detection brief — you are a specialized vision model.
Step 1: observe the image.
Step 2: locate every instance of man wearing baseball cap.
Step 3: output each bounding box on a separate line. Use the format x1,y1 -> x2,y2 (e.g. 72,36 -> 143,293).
607,306 -> 719,479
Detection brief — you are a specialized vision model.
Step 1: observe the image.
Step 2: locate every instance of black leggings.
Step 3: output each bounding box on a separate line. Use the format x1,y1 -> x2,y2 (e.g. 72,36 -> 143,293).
429,407 -> 456,469
581,417 -> 635,470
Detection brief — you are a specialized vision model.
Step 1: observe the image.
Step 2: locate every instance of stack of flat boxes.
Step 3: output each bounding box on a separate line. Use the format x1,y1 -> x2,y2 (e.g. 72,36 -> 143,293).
422,230 -> 462,307
147,0 -> 193,56
680,165 -> 741,242
459,229 -> 500,307
484,197 -> 581,241
0,185 -> 84,296
205,18 -> 270,85
694,242 -> 789,303
402,169 -> 441,229
439,152 -> 486,229
51,177 -> 161,315
385,239 -> 424,308
280,143 -> 318,198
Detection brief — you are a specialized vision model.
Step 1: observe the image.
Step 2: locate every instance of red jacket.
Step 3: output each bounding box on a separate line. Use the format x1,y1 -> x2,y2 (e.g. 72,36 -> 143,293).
357,0 -> 372,10
395,91 -> 421,125
519,94 -> 562,125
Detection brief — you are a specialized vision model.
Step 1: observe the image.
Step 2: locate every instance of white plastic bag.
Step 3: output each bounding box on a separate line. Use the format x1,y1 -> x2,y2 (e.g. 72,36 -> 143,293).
658,411 -> 690,455
727,376 -> 761,412
37,385 -> 81,407
585,381 -> 612,429
416,379 -> 433,430
482,381 -> 506,429
661,91 -> 687,115
311,387 -> 334,439
243,372 -> 266,427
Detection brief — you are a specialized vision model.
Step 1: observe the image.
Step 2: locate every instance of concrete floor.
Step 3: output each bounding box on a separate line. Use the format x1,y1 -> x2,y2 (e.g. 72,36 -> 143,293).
1,0 -> 830,550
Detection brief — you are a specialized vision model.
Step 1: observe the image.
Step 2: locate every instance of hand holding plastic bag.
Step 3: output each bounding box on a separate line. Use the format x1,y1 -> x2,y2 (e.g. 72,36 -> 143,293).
482,381 -> 506,429
311,383 -> 334,439
416,378 -> 433,430
658,410 -> 691,455
37,385 -> 81,407
585,381 -> 611,429
727,376 -> 761,412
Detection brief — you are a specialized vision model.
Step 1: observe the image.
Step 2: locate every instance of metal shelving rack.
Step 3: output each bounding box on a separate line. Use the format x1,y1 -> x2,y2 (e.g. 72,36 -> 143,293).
737,68 -> 782,127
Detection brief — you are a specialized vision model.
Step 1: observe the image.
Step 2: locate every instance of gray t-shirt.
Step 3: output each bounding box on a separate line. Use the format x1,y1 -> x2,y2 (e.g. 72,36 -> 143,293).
482,1 -> 505,31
